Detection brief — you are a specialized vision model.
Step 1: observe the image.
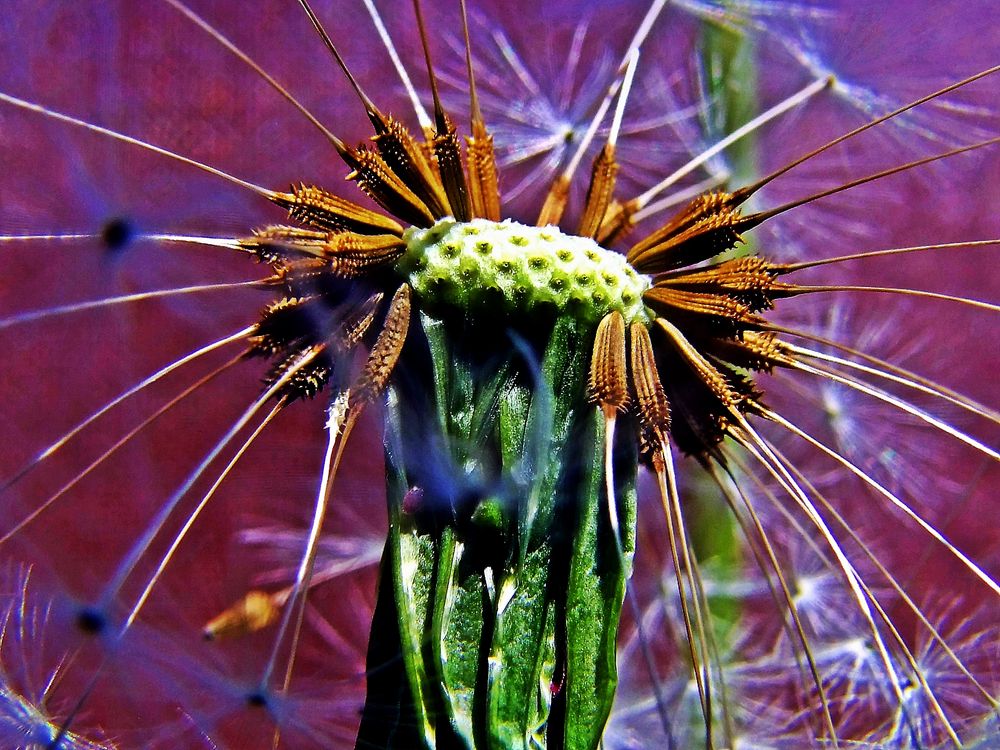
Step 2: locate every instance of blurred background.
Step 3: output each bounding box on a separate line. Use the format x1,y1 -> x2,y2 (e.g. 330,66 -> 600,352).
0,1 -> 997,747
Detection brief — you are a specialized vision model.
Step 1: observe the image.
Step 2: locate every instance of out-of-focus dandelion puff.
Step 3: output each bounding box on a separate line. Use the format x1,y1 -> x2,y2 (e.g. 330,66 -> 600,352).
769,302 -> 974,503
128,631 -> 367,750
438,6 -> 717,216
237,526 -> 383,588
869,606 -> 1000,749
0,567 -> 113,750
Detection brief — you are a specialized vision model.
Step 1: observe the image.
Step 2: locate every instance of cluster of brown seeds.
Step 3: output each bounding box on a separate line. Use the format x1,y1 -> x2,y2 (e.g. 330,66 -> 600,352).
196,2 -> 992,476
224,11 -> 809,466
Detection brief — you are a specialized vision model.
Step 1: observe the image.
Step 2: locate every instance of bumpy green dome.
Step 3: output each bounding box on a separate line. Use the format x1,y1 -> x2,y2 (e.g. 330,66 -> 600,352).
400,218 -> 652,325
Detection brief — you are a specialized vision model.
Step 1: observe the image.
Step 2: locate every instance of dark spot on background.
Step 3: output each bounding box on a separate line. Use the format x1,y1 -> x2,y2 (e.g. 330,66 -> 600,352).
101,216 -> 136,255
76,605 -> 107,634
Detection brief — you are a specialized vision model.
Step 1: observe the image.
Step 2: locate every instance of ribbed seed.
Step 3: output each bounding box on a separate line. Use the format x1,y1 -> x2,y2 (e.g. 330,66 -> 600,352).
432,113 -> 471,223
333,292 -> 384,352
628,210 -> 746,273
466,118 -> 501,221
629,324 -> 671,445
589,311 -> 629,411
242,227 -> 404,271
711,330 -> 795,371
578,144 -> 619,239
203,590 -> 280,640
249,296 -> 318,355
643,287 -> 755,325
628,190 -> 734,258
272,184 -> 403,235
536,174 -> 571,228
350,284 -> 412,410
596,198 -> 638,245
372,115 -> 450,217
655,317 -> 738,411
347,146 -> 437,228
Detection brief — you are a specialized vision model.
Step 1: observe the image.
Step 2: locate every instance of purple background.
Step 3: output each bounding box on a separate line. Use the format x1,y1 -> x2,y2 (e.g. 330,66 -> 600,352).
0,1 -> 997,747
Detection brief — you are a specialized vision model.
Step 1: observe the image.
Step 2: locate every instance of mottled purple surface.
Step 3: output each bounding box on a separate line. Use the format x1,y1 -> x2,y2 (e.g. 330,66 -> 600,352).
0,1 -> 997,747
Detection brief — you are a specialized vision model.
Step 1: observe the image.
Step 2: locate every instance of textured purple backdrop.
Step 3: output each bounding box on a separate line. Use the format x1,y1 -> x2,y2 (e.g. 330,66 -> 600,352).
0,1 -> 997,747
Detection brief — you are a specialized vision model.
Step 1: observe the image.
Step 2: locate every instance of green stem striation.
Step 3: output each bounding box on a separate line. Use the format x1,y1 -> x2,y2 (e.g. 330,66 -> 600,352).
357,313 -> 637,749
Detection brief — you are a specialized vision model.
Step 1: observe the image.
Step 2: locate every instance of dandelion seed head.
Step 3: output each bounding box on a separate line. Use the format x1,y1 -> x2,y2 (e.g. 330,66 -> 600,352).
0,0 -> 998,747
401,218 -> 651,323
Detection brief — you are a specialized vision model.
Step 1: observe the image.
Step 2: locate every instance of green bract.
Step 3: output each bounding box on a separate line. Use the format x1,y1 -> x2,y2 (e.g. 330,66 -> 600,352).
401,219 -> 652,324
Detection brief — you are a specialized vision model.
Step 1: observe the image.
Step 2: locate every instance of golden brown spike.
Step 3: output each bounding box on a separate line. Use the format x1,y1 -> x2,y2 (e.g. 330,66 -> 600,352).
536,174 -> 571,228
350,284 -> 412,410
247,296 -> 317,356
372,116 -> 451,218
655,317 -> 738,411
630,323 -> 671,445
272,258 -> 335,289
656,257 -> 775,292
272,185 -> 403,235
654,257 -> 790,313
589,311 -> 629,412
643,287 -> 755,326
711,330 -> 795,371
347,146 -> 437,227
203,590 -> 280,641
408,0 -> 470,221
578,144 -> 620,239
243,227 -> 404,263
628,191 -> 733,258
433,113 -> 472,222
628,204 -> 745,273
325,253 -> 401,279
298,0 -> 448,216
240,225 -> 329,262
466,118 -> 501,220
248,228 -> 404,278
333,292 -> 385,351
596,197 -> 637,245
322,233 -> 406,261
